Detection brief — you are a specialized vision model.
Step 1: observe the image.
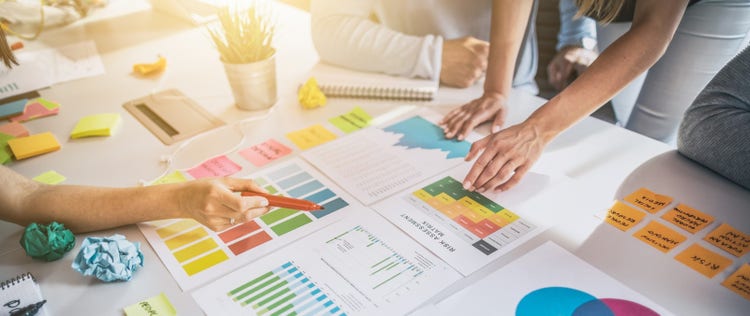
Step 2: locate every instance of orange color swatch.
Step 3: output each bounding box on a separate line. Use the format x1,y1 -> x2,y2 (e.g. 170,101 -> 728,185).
704,223 -> 750,257
605,200 -> 647,231
675,243 -> 732,278
661,203 -> 715,234
722,263 -> 750,301
624,187 -> 673,213
633,220 -> 687,253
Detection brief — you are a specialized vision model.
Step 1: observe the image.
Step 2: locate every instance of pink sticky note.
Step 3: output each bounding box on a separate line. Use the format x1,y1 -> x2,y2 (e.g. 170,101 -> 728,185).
239,138 -> 293,167
187,155 -> 242,179
0,122 -> 29,137
11,101 -> 60,122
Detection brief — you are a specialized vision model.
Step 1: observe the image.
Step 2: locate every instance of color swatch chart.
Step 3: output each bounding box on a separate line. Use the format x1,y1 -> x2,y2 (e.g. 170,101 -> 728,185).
411,176 -> 535,255
138,159 -> 354,290
226,261 -> 345,316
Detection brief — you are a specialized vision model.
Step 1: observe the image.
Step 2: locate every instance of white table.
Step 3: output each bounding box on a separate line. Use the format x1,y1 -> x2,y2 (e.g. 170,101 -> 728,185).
3,2 -> 746,315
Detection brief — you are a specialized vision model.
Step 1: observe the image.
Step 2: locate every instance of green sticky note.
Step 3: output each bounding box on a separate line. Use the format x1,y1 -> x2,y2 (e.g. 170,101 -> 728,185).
0,132 -> 15,164
329,106 -> 372,133
150,171 -> 188,185
34,97 -> 61,111
124,293 -> 177,316
33,170 -> 66,184
70,113 -> 122,139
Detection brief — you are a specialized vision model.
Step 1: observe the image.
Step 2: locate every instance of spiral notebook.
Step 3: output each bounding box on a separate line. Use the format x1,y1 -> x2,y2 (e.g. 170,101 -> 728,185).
1,273 -> 47,316
309,63 -> 438,101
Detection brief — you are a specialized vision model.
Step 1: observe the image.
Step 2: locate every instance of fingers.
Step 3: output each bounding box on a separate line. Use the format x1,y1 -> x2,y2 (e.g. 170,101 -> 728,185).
465,136 -> 489,161
476,158 -> 520,192
462,147 -> 496,191
496,163 -> 531,192
222,177 -> 268,194
491,108 -> 507,133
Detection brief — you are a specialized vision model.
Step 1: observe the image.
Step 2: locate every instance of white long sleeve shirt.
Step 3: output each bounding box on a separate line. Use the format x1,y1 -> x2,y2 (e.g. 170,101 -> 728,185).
310,0 -> 539,92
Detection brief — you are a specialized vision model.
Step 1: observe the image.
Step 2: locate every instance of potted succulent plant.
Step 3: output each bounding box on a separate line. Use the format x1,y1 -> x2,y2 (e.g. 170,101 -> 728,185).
207,3 -> 277,110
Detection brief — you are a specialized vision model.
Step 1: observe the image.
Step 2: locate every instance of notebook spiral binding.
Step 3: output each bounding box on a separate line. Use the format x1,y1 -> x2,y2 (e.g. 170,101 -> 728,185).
0,273 -> 34,290
319,84 -> 435,101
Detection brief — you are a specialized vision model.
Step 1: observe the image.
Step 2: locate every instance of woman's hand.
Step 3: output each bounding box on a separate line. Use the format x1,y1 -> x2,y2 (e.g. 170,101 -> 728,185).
176,177 -> 270,231
462,121 -> 548,192
440,92 -> 508,141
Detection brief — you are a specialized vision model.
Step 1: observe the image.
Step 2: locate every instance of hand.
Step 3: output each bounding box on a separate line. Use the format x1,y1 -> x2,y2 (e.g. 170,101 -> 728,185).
546,46 -> 598,91
440,92 -> 508,141
462,122 -> 548,192
440,36 -> 489,88
177,178 -> 270,231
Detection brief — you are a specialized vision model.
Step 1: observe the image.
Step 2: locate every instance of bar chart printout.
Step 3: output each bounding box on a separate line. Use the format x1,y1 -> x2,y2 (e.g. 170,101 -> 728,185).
192,209 -> 461,315
138,158 -> 353,290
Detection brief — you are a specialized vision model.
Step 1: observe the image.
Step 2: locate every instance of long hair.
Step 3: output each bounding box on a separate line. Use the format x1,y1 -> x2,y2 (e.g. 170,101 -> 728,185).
575,0 -> 626,23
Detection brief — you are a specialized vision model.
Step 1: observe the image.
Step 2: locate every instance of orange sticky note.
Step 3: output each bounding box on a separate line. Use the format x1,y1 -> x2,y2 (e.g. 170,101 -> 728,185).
7,132 -> 61,160
661,203 -> 714,234
675,243 -> 732,278
285,124 -> 337,150
0,122 -> 30,137
605,200 -> 647,231
722,263 -> 750,301
704,223 -> 750,257
624,187 -> 673,213
633,220 -> 687,253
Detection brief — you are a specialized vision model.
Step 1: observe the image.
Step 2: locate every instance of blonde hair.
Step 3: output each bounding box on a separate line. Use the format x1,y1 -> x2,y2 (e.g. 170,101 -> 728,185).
575,0 -> 626,24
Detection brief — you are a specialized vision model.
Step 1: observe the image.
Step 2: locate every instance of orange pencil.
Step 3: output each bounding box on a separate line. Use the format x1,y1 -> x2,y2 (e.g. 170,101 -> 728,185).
241,191 -> 324,211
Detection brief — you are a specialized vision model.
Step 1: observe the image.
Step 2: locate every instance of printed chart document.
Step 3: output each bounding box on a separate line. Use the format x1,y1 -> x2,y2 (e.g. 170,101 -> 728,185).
139,158 -> 356,290
192,208 -> 461,316
435,242 -> 673,315
374,163 -> 569,275
302,109 -> 479,205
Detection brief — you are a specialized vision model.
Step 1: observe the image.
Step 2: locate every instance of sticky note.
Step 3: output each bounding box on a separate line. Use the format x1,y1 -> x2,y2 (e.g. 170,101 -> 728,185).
11,98 -> 60,122
7,132 -> 61,160
0,122 -> 30,137
33,170 -> 66,184
633,220 -> 687,253
285,124 -> 337,150
329,106 -> 372,133
239,138 -> 293,167
133,56 -> 167,76
675,243 -> 732,278
605,200 -> 647,231
124,293 -> 176,316
624,187 -> 673,213
70,113 -> 121,139
0,132 -> 15,164
150,171 -> 188,185
187,155 -> 242,179
661,203 -> 714,234
704,223 -> 750,257
0,99 -> 27,119
723,263 -> 750,301
298,77 -> 327,109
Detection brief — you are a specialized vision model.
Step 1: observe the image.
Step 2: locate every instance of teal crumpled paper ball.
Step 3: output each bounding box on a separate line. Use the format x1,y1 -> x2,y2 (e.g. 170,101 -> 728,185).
20,222 -> 76,261
71,234 -> 144,282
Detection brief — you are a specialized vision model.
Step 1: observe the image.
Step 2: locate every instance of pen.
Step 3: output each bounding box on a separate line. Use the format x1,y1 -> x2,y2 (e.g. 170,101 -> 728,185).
10,300 -> 46,316
241,191 -> 324,211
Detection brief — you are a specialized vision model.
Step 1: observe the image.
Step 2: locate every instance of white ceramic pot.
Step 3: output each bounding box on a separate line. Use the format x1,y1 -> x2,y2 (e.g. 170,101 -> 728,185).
222,54 -> 277,111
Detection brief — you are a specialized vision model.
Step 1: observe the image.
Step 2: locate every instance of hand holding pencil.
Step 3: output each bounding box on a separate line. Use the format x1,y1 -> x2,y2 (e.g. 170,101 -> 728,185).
241,191 -> 324,211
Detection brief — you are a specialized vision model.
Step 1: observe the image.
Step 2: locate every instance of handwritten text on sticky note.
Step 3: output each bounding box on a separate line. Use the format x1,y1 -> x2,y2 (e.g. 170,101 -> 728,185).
661,203 -> 714,234
187,155 -> 242,179
239,138 -> 292,167
624,187 -> 673,213
124,293 -> 176,316
329,106 -> 372,133
605,200 -> 647,231
675,243 -> 732,278
285,124 -> 337,150
704,223 -> 750,258
633,220 -> 687,253
722,263 -> 750,301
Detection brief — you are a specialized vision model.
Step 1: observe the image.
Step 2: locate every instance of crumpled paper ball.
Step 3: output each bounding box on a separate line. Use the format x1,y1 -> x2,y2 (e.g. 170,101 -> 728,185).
20,222 -> 75,261
298,77 -> 327,109
71,234 -> 144,282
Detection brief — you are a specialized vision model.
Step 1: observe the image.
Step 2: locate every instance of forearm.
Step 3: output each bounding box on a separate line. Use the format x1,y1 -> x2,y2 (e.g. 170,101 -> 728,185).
484,0 -> 534,97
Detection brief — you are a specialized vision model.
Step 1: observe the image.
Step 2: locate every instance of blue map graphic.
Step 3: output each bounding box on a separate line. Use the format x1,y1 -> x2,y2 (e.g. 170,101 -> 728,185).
382,116 -> 470,159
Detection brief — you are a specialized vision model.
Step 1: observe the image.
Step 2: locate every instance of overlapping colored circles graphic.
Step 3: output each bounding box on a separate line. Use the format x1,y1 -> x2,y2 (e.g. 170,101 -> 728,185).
516,287 -> 659,316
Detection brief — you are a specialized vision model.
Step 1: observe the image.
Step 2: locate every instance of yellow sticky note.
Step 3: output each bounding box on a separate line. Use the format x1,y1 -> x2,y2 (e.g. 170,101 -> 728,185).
661,203 -> 714,234
124,293 -> 177,316
7,132 -> 61,160
298,77 -> 327,109
329,106 -> 372,133
32,170 -> 66,185
722,263 -> 750,301
70,113 -> 121,139
624,187 -> 673,213
605,200 -> 647,232
133,56 -> 167,76
675,243 -> 732,278
150,171 -> 188,185
704,223 -> 750,257
285,124 -> 337,150
633,220 -> 687,253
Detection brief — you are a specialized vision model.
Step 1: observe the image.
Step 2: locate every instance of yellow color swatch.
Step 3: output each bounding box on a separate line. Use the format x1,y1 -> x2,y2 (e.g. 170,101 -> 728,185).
156,219 -> 199,239
704,223 -> 750,257
7,132 -> 61,160
661,203 -> 714,234
32,170 -> 66,185
70,113 -> 121,138
182,249 -> 229,276
173,238 -> 220,263
633,220 -> 687,253
722,263 -> 750,301
624,187 -> 673,213
285,124 -> 337,150
165,226 -> 208,250
675,243 -> 732,278
605,200 -> 647,232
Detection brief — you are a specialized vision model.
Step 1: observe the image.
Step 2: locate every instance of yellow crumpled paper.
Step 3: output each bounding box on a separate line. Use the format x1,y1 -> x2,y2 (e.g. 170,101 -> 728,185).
298,77 -> 327,109
133,56 -> 167,76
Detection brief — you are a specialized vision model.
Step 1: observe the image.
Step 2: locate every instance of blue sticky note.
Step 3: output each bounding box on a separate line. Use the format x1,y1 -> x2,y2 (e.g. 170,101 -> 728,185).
0,99 -> 27,119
